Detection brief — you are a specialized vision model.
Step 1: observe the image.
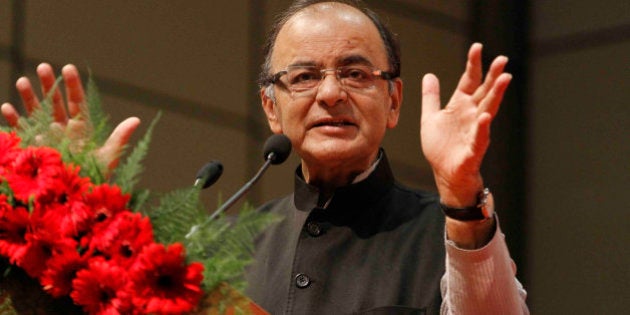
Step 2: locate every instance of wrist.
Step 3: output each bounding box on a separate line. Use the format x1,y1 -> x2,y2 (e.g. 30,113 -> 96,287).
440,188 -> 494,221
445,215 -> 496,249
434,172 -> 484,207
441,187 -> 496,249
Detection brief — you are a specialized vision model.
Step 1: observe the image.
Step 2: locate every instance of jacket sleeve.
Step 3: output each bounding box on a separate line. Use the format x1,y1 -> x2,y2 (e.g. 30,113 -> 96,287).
440,216 -> 529,315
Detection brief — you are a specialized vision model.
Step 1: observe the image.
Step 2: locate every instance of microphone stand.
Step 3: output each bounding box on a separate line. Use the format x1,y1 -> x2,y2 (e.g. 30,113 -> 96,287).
185,152 -> 276,239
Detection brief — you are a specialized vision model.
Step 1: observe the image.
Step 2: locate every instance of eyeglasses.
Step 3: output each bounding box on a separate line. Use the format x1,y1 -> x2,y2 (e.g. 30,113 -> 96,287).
266,65 -> 395,95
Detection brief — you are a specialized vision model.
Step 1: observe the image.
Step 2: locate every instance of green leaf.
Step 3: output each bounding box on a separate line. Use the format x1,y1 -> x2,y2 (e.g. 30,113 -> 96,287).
86,73 -> 112,144
15,78 -> 58,147
185,205 -> 281,291
113,111 -> 161,193
148,185 -> 205,245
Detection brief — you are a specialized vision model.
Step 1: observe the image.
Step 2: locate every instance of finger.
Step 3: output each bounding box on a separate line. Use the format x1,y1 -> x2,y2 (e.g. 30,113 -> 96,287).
455,43 -> 483,95
48,121 -> 65,141
97,117 -> 141,171
16,77 -> 40,114
66,119 -> 88,141
1,103 -> 20,127
421,73 -> 441,121
472,112 -> 492,157
37,63 -> 67,123
478,73 -> 512,118
61,64 -> 87,119
472,55 -> 508,103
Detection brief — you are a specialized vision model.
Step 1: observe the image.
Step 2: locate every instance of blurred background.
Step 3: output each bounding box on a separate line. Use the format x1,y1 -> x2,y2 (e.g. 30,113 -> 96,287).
0,0 -> 628,313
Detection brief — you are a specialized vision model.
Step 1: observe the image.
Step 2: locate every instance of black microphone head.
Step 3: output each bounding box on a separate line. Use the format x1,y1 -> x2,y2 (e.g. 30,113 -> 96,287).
263,134 -> 292,165
195,160 -> 223,189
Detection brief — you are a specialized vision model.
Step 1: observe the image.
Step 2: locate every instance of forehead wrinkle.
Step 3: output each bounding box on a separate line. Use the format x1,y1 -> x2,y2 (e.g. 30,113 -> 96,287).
337,55 -> 373,67
274,33 -> 384,71
287,54 -> 374,69
270,3 -> 388,72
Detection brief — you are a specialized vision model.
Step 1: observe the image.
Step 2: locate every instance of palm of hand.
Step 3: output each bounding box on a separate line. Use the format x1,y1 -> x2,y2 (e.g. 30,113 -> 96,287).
1,63 -> 140,174
421,90 -> 487,187
420,43 -> 511,205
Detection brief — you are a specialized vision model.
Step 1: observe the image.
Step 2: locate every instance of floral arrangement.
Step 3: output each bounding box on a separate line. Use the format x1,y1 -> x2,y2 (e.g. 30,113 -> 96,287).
0,78 -> 275,314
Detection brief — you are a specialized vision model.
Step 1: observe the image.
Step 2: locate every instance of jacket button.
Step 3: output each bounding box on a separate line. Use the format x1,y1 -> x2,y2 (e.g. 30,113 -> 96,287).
306,222 -> 322,237
295,273 -> 311,288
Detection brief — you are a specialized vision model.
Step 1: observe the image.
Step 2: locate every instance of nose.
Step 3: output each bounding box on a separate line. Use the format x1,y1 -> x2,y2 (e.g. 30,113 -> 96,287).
315,70 -> 347,107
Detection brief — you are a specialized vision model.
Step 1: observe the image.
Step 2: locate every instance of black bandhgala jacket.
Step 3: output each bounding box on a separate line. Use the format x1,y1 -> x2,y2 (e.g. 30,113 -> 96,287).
245,151 -> 445,315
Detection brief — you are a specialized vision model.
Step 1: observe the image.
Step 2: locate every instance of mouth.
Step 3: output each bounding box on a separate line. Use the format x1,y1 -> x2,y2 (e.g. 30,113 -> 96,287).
311,118 -> 356,128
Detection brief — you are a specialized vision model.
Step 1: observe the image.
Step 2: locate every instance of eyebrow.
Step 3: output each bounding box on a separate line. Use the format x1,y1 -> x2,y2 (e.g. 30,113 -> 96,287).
285,54 -> 375,69
337,55 -> 374,67
286,60 -> 320,68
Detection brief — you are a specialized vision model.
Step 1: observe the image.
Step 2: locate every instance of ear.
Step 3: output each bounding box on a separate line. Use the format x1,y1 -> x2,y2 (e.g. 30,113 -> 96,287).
386,78 -> 403,129
261,87 -> 283,133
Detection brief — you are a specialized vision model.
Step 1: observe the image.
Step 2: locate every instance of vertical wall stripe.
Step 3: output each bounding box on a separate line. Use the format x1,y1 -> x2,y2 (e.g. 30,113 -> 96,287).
246,0 -> 268,204
470,0 -> 530,284
9,0 -> 26,107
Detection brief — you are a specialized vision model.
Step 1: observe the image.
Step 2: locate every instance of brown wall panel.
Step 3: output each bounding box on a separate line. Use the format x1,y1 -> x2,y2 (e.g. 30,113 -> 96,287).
23,1 -> 250,114
533,0 -> 630,40
528,41 -> 630,314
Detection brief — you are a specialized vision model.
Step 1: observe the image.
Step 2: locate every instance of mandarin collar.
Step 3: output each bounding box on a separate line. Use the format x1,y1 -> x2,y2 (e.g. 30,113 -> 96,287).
293,149 -> 395,218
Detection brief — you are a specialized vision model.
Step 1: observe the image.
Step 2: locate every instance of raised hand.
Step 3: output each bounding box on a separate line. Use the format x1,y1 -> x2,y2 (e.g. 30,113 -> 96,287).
1,63 -> 140,172
420,43 -> 511,208
420,43 -> 512,248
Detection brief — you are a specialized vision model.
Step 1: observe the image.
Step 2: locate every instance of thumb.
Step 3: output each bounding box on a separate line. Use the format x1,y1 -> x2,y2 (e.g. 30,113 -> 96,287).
97,117 -> 141,171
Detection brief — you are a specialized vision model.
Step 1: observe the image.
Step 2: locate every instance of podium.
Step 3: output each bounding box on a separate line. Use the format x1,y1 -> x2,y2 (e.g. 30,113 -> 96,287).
195,282 -> 269,315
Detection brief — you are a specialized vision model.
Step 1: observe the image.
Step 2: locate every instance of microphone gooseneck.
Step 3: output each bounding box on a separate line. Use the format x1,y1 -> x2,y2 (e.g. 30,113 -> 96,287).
186,134 -> 292,239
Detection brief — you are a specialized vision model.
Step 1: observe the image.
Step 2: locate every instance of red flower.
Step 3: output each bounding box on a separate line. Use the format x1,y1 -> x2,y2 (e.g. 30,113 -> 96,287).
6,146 -> 64,203
0,198 -> 29,260
16,210 -> 77,278
71,259 -> 133,315
79,184 -> 131,248
88,212 -> 154,268
35,165 -> 93,238
40,248 -> 88,297
0,132 -> 214,314
85,184 -> 130,222
0,131 -> 20,174
130,243 -> 204,314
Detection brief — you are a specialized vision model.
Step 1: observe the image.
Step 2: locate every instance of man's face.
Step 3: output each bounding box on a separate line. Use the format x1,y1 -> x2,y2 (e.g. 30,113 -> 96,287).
262,3 -> 402,175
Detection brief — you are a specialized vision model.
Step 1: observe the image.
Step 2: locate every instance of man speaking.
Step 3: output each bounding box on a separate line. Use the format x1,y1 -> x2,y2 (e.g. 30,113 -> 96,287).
247,1 -> 528,314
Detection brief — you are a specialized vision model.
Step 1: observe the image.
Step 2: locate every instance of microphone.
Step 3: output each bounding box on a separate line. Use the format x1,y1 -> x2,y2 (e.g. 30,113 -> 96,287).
186,134 -> 292,239
194,160 -> 224,189
263,134 -> 292,165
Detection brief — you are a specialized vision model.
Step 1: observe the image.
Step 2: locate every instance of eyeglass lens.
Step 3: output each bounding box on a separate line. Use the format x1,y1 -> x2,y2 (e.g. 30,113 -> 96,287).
284,66 -> 381,93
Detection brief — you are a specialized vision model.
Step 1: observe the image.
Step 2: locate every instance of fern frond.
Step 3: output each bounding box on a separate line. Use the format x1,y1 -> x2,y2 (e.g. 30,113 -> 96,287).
0,259 -> 17,315
148,185 -> 205,245
0,293 -> 17,315
11,75 -> 114,184
113,112 -> 161,193
186,205 -> 281,291
15,79 -> 58,147
146,186 -> 281,291
86,73 -> 112,144
130,189 -> 151,214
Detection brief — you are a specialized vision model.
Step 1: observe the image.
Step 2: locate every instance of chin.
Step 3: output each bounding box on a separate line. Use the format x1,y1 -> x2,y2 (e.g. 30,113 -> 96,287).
300,139 -> 374,166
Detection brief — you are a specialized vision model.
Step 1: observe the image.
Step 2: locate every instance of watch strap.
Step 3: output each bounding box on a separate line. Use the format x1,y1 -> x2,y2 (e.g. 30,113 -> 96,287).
440,188 -> 492,221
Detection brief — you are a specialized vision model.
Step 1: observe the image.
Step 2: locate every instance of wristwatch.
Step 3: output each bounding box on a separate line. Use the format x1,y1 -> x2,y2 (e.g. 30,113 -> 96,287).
440,188 -> 494,221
